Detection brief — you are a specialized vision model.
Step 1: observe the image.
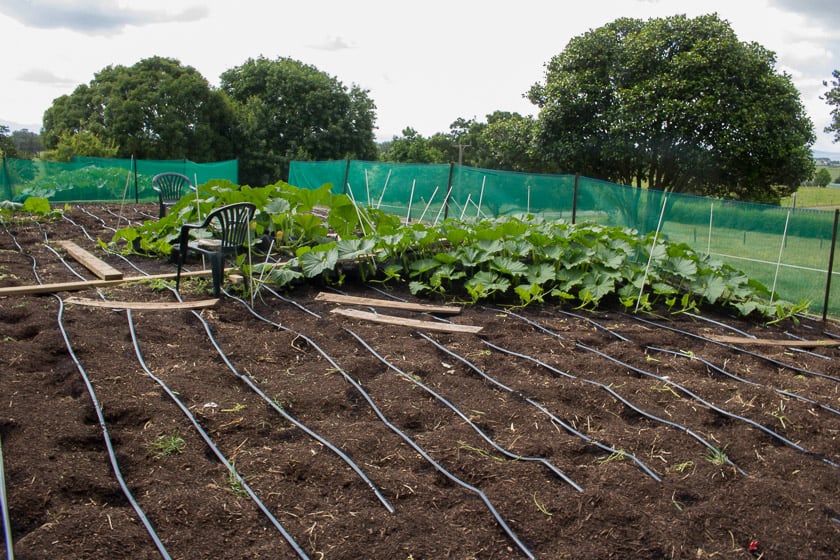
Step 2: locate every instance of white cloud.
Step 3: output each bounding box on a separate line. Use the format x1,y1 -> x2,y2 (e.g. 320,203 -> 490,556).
18,68 -> 77,86
0,0 -> 207,34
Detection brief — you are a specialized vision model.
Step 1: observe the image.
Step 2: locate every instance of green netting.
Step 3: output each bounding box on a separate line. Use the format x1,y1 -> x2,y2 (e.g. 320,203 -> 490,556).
288,159 -> 840,318
0,156 -> 238,203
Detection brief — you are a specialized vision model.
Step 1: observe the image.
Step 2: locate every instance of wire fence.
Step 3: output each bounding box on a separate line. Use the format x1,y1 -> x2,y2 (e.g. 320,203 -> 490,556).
289,160 -> 840,319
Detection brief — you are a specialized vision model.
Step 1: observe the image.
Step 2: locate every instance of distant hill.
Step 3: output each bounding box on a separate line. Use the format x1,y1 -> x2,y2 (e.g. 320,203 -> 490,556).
814,149 -> 840,161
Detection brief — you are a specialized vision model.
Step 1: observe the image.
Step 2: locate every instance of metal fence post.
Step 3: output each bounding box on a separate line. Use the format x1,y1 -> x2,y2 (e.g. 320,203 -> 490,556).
822,208 -> 839,321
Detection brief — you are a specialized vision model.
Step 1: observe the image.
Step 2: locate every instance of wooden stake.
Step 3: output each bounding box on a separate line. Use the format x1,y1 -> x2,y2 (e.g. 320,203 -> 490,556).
708,335 -> 840,347
330,307 -> 481,333
316,292 -> 461,315
56,240 -> 123,280
65,297 -> 219,310
0,269 -> 217,296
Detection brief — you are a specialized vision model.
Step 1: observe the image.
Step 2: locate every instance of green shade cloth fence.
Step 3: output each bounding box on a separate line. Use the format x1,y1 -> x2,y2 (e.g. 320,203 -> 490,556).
289,159 -> 840,319
1,156 -> 238,203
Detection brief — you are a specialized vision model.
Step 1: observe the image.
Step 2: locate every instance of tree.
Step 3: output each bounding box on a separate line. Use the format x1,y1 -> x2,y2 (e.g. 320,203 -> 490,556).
380,127 -> 449,163
10,129 -> 41,159
825,69 -> 840,143
42,56 -> 237,162
479,112 -> 544,172
220,56 -> 378,187
814,168 -> 833,188
41,130 -> 118,162
0,125 -> 18,158
528,14 -> 815,203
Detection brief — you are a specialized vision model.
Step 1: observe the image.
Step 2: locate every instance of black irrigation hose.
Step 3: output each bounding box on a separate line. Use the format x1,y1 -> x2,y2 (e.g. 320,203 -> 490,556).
555,308 -> 630,342
54,297 -> 172,559
179,290 -> 396,514
5,219 -> 171,558
683,311 -> 830,361
625,314 -> 840,384
342,327 -> 585,493
576,341 -> 840,469
646,346 -> 840,419
507,308 -> 840,469
416,331 -> 662,482
480,339 -> 749,477
64,209 -> 394,514
124,310 -> 309,559
0,435 -> 13,560
226,291 -> 536,560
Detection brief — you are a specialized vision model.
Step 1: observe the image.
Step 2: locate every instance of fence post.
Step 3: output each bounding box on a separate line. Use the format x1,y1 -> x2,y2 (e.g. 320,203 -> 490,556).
822,208 -> 839,321
572,174 -> 580,224
342,159 -> 350,195
444,163 -> 454,220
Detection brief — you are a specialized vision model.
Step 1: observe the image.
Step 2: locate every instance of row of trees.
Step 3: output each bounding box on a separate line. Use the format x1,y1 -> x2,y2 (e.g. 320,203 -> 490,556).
5,13 -> 840,203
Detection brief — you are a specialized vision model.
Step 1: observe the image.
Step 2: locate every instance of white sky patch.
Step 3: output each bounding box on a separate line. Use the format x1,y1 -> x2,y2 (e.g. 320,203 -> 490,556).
0,0 -> 838,152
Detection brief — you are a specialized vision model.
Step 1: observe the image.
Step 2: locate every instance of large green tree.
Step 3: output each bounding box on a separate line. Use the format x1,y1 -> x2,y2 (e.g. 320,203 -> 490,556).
528,13 -> 815,203
825,69 -> 840,143
380,127 -> 450,163
0,125 -> 18,158
42,56 -> 237,162
220,56 -> 377,187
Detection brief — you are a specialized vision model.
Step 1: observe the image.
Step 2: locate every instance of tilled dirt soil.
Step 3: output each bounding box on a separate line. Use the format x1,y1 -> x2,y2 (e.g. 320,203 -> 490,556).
1,204 -> 839,559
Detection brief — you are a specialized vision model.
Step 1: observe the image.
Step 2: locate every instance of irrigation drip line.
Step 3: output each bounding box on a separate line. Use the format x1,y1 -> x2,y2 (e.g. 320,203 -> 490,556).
555,305 -> 840,422
646,346 -> 840,419
0,435 -> 13,560
480,339 -> 749,477
555,309 -> 630,342
575,341 -> 840,469
123,310 -> 309,559
228,291 -> 535,559
496,307 -> 840,470
77,206 -> 117,233
780,331 -> 834,361
683,310 -> 829,360
53,297 -> 173,559
624,314 -> 840,384
179,290 -> 396,514
62,210 -> 311,556
61,215 -> 97,243
15,224 -> 174,559
416,331 -> 662,482
342,327 -> 585,493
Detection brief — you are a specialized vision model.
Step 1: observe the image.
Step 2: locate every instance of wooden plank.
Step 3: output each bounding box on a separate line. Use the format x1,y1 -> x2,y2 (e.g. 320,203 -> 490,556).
65,297 -> 218,310
56,240 -> 123,280
0,269 -> 216,296
330,307 -> 482,334
316,292 -> 462,315
708,335 -> 840,347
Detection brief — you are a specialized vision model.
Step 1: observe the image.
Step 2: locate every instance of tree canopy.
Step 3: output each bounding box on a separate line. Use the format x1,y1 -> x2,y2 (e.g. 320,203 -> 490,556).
0,125 -> 18,158
220,56 -> 378,187
825,69 -> 840,144
42,57 -> 237,162
528,13 -> 815,203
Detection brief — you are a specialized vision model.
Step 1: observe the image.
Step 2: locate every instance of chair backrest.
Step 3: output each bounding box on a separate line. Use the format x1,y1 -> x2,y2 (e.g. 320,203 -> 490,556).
200,202 -> 257,250
152,172 -> 192,202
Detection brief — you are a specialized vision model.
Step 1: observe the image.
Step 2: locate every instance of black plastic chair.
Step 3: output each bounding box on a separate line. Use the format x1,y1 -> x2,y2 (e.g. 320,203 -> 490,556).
174,202 -> 257,297
152,172 -> 194,218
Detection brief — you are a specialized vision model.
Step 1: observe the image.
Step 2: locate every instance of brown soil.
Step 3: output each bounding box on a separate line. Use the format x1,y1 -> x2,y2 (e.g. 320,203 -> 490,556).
1,205 -> 839,560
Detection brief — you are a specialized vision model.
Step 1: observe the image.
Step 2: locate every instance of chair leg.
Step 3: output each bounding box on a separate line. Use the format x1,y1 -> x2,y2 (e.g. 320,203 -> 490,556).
175,229 -> 189,293
211,252 -> 224,297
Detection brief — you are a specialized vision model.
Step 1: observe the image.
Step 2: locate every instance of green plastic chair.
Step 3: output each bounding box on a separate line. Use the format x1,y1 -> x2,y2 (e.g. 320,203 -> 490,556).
174,202 -> 256,297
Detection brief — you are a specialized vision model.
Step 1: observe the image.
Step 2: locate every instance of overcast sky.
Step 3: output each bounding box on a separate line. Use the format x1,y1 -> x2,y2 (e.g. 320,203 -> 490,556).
1,0 -> 838,152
